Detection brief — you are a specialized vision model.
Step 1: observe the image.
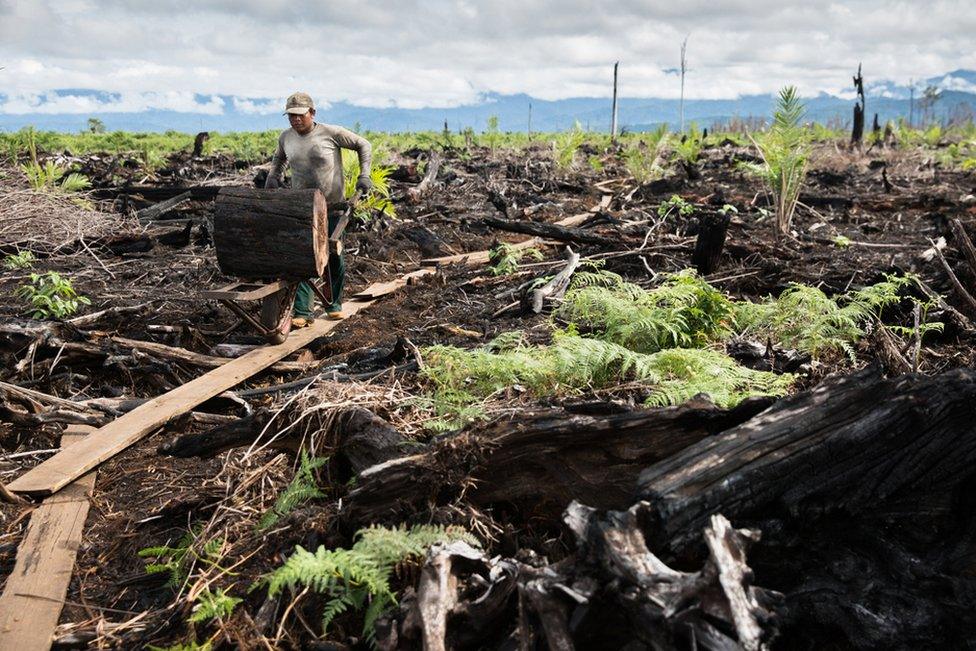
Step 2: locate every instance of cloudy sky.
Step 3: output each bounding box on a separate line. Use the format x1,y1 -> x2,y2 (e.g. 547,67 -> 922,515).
1,0 -> 975,114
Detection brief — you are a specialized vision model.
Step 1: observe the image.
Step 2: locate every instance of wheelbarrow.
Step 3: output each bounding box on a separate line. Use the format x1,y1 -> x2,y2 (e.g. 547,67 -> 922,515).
203,188 -> 355,344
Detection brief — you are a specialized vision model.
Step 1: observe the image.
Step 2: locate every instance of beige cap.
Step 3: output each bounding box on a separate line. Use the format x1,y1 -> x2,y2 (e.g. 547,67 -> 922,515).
284,91 -> 314,115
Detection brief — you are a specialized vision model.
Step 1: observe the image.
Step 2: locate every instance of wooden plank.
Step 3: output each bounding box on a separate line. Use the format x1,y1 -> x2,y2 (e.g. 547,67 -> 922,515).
7,312 -> 368,497
201,280 -> 290,301
351,269 -> 435,299
0,426 -> 96,651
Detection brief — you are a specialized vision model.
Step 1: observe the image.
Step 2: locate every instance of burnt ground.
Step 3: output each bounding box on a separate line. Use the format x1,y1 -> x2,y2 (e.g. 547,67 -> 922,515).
1,138 -> 976,649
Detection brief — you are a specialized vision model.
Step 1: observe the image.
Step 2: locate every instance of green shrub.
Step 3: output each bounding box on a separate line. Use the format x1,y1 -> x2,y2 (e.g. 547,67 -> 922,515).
15,272 -> 91,319
3,250 -> 36,270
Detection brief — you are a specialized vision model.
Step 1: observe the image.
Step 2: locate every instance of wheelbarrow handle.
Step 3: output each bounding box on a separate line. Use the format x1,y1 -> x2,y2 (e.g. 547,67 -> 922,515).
329,190 -> 360,242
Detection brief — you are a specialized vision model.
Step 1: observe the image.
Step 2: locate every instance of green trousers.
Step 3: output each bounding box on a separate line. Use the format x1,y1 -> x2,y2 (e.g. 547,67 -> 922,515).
293,210 -> 345,317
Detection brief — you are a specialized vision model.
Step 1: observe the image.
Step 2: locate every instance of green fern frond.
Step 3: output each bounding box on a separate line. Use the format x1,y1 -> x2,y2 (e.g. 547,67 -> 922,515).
189,587 -> 242,624
257,450 -> 328,531
260,524 -> 477,641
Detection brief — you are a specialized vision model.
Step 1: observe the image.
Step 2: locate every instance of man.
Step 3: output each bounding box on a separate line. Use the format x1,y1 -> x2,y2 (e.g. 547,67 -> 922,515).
265,91 -> 373,325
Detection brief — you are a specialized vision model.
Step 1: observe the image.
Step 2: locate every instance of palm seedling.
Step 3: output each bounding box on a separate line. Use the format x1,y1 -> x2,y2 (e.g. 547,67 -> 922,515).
750,86 -> 809,237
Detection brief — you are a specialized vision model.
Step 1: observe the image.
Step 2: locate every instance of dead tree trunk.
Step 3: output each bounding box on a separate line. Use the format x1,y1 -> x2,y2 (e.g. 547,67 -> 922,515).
851,64 -> 865,147
691,211 -> 730,275
213,187 -> 330,280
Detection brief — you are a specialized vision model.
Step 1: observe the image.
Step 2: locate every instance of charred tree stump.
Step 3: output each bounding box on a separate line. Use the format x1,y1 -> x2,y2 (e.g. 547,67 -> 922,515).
691,211 -> 730,275
192,131 -> 209,158
213,187 -> 330,280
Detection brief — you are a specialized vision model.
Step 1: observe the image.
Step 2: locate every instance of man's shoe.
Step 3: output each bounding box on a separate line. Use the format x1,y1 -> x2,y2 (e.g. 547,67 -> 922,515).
326,311 -> 345,320
291,317 -> 313,329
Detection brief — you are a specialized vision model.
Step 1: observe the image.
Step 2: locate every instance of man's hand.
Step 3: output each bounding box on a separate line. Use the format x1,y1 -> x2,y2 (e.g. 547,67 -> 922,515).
264,175 -> 280,189
355,175 -> 373,193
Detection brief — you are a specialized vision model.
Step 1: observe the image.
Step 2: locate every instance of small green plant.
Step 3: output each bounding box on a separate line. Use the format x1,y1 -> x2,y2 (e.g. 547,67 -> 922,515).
257,451 -> 328,531
147,640 -> 212,651
260,524 -> 478,642
15,272 -> 91,319
552,121 -> 586,171
718,204 -> 738,216
86,117 -> 106,134
623,124 -> 669,183
3,250 -> 36,270
749,86 -> 810,237
657,195 -> 694,219
138,527 -> 225,589
343,156 -> 397,222
189,587 -> 242,624
487,243 -> 544,276
832,235 -> 852,249
485,115 -> 501,154
673,122 -> 704,176
735,274 -> 914,361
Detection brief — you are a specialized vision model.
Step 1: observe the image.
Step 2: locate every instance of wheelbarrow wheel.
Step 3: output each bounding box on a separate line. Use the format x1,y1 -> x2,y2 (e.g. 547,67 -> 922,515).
260,284 -> 297,344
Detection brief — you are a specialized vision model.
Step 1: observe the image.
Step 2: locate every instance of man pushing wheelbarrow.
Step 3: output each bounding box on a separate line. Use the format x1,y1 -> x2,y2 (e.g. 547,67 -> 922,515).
264,91 -> 374,326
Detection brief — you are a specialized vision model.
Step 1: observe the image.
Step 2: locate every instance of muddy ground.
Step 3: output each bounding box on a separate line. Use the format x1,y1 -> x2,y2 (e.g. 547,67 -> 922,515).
1,137 -> 976,649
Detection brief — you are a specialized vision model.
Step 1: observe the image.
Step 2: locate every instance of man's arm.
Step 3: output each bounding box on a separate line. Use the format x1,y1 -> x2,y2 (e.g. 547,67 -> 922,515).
265,133 -> 287,189
332,126 -> 373,190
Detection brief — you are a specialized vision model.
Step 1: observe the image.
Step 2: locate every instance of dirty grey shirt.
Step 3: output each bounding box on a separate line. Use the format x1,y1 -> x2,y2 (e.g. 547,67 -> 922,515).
267,123 -> 372,204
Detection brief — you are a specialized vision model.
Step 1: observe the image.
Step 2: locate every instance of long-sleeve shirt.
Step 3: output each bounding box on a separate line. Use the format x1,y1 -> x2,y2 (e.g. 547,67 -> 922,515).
267,123 -> 372,204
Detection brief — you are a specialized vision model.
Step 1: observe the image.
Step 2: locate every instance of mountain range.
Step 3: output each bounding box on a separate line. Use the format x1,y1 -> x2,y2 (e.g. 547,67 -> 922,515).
1,70 -> 974,134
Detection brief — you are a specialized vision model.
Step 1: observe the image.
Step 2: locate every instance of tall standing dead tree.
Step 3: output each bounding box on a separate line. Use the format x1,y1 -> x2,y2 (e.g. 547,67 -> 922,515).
851,63 -> 865,147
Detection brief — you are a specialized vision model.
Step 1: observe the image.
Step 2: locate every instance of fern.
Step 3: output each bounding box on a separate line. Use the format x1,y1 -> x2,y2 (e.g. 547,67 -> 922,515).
422,331 -> 792,410
557,270 -> 735,353
735,274 -> 915,361
138,527 -> 225,589
261,524 -> 478,641
488,243 -> 544,276
257,451 -> 328,531
189,587 -> 242,624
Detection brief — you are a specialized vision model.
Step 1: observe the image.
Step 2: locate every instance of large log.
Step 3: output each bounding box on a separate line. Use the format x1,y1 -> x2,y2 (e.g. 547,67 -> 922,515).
341,396 -> 774,526
213,187 -> 330,280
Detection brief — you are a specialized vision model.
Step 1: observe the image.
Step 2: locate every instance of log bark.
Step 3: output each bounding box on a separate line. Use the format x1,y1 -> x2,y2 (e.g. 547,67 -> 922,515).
637,366 -> 976,554
691,211 -> 730,275
482,216 -> 614,247
341,396 -> 773,526
213,187 -> 329,280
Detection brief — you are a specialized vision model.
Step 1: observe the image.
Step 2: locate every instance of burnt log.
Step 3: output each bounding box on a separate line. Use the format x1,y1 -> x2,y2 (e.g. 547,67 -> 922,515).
482,216 -> 614,247
158,405 -> 404,481
341,396 -> 773,526
638,366 -> 976,553
691,211 -> 730,275
213,187 -> 330,280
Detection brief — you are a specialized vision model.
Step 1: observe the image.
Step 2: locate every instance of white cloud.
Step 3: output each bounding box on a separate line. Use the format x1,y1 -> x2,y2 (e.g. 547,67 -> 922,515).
0,90 -> 226,115
0,0 -> 974,112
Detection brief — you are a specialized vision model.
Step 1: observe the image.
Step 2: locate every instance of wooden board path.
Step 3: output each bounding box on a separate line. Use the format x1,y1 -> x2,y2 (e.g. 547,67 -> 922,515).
0,426 -> 96,651
7,289 -> 384,497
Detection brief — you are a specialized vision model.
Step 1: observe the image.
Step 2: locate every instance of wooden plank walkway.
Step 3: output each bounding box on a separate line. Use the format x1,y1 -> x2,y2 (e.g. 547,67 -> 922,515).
0,426 -> 97,651
7,286 -> 385,497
